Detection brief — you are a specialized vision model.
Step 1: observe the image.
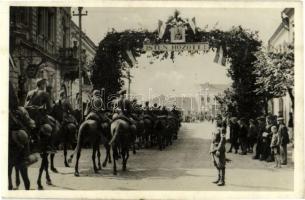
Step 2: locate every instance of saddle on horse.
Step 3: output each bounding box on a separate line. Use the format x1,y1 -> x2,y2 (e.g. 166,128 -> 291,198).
86,111 -> 110,129
112,113 -> 137,126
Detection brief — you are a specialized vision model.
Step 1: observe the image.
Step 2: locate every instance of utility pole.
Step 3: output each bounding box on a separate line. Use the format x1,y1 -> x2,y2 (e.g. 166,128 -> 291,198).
73,7 -> 87,121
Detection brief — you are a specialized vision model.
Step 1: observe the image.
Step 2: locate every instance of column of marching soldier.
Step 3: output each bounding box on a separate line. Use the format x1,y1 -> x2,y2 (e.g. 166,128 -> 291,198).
8,78 -> 183,190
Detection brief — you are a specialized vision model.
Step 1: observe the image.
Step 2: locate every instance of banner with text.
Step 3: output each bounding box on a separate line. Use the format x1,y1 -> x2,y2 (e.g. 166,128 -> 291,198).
143,43 -> 209,52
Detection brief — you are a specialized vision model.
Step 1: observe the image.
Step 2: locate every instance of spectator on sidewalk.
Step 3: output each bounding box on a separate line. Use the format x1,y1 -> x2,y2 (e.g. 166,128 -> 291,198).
253,116 -> 265,160
228,117 -> 239,154
288,112 -> 294,145
238,118 -> 248,155
267,116 -> 277,162
278,117 -> 289,165
247,119 -> 257,153
270,126 -> 281,168
260,115 -> 274,161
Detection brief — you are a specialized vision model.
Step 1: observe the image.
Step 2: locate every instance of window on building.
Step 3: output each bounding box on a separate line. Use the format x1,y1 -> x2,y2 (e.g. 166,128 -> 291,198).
62,17 -> 67,48
278,44 -> 282,53
47,9 -> 55,41
20,7 -> 29,25
11,7 -> 29,26
37,8 -> 44,36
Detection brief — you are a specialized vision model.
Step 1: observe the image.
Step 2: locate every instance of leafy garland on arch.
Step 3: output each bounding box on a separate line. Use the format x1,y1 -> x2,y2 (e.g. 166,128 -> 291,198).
92,10 -> 264,119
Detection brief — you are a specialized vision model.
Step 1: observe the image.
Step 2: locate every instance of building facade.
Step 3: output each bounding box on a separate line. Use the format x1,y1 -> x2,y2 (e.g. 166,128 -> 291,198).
267,8 -> 294,124
69,20 -> 97,109
9,7 -> 97,110
10,7 -> 72,103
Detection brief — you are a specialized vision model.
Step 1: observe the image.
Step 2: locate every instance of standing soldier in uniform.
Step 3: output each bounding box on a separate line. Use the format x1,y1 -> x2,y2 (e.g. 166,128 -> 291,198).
210,118 -> 227,186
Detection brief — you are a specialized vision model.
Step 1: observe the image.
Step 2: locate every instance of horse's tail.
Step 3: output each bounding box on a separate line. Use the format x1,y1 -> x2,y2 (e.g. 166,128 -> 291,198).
68,122 -> 87,164
109,121 -> 120,146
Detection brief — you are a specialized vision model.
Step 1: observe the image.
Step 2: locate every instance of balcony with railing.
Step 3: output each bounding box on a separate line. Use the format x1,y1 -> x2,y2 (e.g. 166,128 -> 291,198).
59,46 -> 78,74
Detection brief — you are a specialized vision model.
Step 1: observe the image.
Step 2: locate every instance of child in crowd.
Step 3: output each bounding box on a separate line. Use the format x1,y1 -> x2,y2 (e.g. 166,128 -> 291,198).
270,126 -> 281,168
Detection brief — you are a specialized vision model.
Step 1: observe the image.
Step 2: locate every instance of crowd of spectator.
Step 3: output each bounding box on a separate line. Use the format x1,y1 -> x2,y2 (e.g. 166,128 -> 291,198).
226,113 -> 293,168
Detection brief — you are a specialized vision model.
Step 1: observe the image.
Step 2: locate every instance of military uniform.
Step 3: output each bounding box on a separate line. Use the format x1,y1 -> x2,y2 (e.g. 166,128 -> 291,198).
25,89 -> 52,126
85,91 -> 110,130
210,127 -> 226,186
24,79 -> 55,153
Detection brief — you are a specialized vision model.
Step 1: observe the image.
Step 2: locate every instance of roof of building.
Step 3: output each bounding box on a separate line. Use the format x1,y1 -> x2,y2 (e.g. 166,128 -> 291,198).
70,20 -> 98,52
268,8 -> 294,46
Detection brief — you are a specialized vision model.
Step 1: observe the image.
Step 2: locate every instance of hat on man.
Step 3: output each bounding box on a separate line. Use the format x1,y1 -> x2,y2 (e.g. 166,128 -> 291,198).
257,116 -> 265,121
59,90 -> 66,97
92,90 -> 101,96
277,117 -> 284,121
119,89 -> 127,95
15,130 -> 29,146
36,78 -> 46,87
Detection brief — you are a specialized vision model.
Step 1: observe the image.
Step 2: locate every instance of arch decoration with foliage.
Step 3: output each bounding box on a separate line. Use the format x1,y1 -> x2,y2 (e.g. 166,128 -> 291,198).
92,10 -> 264,119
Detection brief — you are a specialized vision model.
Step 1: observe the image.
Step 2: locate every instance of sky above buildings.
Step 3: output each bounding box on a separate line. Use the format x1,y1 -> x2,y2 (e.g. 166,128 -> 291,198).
72,7 -> 283,100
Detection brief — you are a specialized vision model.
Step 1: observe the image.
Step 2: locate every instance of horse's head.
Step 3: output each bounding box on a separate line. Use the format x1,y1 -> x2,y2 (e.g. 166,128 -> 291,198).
17,106 -> 36,130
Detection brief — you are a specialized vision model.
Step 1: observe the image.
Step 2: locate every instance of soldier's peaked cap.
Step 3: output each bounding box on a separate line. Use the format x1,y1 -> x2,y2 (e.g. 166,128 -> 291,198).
119,90 -> 127,95
36,78 -> 46,86
92,90 -> 100,96
277,117 -> 284,121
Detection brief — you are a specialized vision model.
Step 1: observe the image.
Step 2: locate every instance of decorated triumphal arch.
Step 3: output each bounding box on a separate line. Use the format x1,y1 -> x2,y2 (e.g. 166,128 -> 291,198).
92,10 -> 263,119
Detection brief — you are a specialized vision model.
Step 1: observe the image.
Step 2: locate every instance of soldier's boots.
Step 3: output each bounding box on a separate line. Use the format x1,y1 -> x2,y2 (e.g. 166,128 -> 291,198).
217,169 -> 225,186
212,170 -> 221,184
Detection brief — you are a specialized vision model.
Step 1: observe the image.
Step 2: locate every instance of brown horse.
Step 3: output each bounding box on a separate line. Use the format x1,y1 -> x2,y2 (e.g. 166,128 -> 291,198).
143,115 -> 154,148
8,107 -> 36,190
49,102 -> 79,170
109,118 -> 135,175
68,118 -> 111,177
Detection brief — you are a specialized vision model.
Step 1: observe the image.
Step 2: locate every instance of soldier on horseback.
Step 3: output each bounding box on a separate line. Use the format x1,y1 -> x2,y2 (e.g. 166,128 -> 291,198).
116,90 -> 137,125
56,90 -> 77,126
9,81 -> 37,190
85,89 -> 110,129
24,78 -> 53,149
143,101 -> 150,114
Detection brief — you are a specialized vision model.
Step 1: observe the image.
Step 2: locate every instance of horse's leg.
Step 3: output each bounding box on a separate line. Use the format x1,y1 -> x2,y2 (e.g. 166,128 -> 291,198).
92,144 -> 98,173
125,148 -> 130,171
102,144 -> 108,167
15,166 -> 20,189
158,132 -> 163,151
64,141 -> 69,167
107,144 -> 112,163
117,146 -> 121,159
112,146 -> 117,175
19,164 -> 30,190
50,153 -> 58,173
44,153 -> 52,185
97,146 -> 102,170
8,164 -> 13,190
133,142 -> 136,155
37,154 -> 46,190
74,143 -> 82,177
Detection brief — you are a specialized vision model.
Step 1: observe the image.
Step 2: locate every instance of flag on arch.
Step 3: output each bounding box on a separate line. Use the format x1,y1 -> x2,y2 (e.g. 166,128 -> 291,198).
213,44 -> 227,66
189,17 -> 196,34
126,50 -> 137,67
158,20 -> 166,39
